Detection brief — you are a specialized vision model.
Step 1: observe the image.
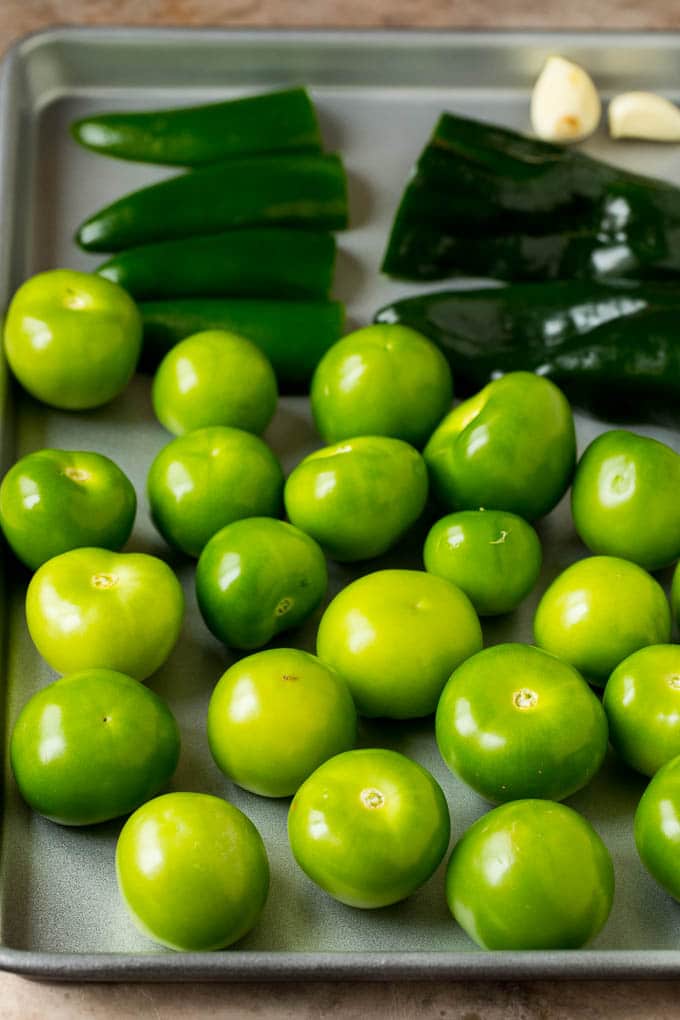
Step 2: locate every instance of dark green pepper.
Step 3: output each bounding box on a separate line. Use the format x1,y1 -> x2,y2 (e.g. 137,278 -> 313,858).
71,88 -> 322,165
140,298 -> 345,390
97,229 -> 336,300
382,111 -> 680,281
375,280 -> 680,422
76,152 -> 348,252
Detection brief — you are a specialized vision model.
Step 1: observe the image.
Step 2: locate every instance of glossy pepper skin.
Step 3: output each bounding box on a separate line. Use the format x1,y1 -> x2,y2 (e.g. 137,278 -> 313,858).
72,88 -> 322,166
423,371 -> 576,521
140,298 -> 344,388
375,280 -> 680,421
382,110 -> 680,281
76,152 -> 348,252
97,229 -> 336,302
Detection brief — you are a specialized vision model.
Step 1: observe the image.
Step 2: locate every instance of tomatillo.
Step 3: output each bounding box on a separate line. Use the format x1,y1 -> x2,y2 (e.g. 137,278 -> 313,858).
26,548 -> 184,680
0,448 -> 136,571
604,645 -> 680,777
284,436 -> 428,562
3,269 -> 141,410
207,648 -> 357,797
116,792 -> 269,951
534,555 -> 671,687
288,748 -> 450,908
423,371 -> 576,520
316,569 -> 482,719
310,323 -> 453,448
635,755 -> 680,902
152,329 -> 278,436
435,643 -> 608,803
571,429 -> 680,571
446,800 -> 614,950
196,517 -> 327,650
423,509 -> 542,615
10,669 -> 180,825
147,426 -> 284,557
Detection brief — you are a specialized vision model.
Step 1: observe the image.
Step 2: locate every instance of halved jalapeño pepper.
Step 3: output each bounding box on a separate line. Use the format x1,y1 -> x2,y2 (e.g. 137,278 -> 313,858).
76,152 -> 348,252
141,298 -> 345,390
71,87 -> 322,165
97,229 -> 336,300
382,111 -> 680,282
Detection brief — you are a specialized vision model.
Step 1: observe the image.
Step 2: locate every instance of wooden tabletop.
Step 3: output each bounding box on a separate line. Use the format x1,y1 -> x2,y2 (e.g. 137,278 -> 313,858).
2,2 -> 680,1018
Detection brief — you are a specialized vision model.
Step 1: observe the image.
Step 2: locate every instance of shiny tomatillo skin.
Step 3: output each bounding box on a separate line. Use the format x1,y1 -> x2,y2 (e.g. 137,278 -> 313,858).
147,426 -> 284,557
25,547 -> 184,680
571,429 -> 680,570
446,799 -> 615,950
288,748 -> 450,908
284,436 -> 428,563
317,569 -> 482,719
207,648 -> 357,797
534,555 -> 671,686
116,793 -> 270,951
196,517 -> 327,650
604,645 -> 680,777
423,509 -> 542,615
3,269 -> 141,410
436,643 -> 608,803
0,448 -> 136,571
635,756 -> 680,903
423,371 -> 576,520
10,669 -> 180,825
310,323 -> 453,448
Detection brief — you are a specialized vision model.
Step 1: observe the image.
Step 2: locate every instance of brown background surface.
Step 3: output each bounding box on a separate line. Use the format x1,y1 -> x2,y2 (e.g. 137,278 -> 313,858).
2,2 -> 680,1017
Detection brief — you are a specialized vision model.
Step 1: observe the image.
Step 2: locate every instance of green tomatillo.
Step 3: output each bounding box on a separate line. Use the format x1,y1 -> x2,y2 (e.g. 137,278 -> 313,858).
310,323 -> 453,448
147,426 -> 284,557
534,555 -> 671,686
207,648 -> 357,797
423,371 -> 576,520
446,799 -> 614,950
436,643 -> 608,803
25,547 -> 184,680
0,448 -> 136,571
571,429 -> 680,571
284,436 -> 428,562
423,509 -> 542,615
10,669 -> 180,825
3,269 -> 142,410
116,792 -> 269,951
152,329 -> 278,436
288,748 -> 450,908
195,517 -> 327,650
316,568 -> 482,719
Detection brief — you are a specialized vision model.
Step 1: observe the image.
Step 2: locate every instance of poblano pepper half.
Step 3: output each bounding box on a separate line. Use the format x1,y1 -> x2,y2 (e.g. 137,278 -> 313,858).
375,280 -> 680,422
382,112 -> 680,282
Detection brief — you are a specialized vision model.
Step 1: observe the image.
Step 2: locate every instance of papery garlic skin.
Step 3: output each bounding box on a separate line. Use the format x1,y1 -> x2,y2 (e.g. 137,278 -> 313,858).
609,91 -> 680,142
531,55 -> 601,144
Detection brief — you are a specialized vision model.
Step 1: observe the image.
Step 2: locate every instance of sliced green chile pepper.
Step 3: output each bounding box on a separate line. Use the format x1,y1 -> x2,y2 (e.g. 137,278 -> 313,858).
375,280 -> 680,422
97,229 -> 336,301
71,88 -> 322,166
382,111 -> 680,281
140,298 -> 345,389
76,152 -> 348,252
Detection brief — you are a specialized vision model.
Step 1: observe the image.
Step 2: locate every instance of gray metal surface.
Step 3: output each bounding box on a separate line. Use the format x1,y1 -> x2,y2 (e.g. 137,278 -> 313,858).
1,26 -> 680,981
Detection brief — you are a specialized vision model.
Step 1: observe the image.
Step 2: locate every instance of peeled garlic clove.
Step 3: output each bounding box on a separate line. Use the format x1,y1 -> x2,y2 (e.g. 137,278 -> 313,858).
609,91 -> 680,141
530,55 -> 601,144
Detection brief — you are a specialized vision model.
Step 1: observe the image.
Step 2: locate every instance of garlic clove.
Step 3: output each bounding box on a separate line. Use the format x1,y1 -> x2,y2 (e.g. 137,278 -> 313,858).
530,55 -> 601,144
609,91 -> 680,142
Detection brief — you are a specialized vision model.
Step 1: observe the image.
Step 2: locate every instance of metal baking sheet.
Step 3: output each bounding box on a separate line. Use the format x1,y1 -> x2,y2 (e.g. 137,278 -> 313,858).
2,26 -> 680,982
